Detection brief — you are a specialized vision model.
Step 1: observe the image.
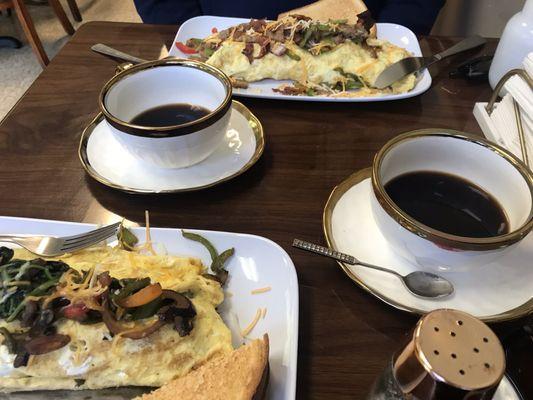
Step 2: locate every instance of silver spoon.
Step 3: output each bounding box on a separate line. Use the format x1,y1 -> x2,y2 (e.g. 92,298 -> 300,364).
292,239 -> 454,299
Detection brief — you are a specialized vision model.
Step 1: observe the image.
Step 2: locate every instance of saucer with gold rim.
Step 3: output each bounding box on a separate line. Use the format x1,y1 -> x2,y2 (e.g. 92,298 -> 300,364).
323,168 -> 533,322
78,101 -> 264,194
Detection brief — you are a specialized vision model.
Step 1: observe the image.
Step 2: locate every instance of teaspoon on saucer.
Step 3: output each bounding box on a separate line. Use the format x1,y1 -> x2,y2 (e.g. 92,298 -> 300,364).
292,239 -> 454,299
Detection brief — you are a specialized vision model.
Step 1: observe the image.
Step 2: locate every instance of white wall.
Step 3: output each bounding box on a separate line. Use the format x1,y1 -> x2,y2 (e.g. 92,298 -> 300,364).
431,0 -> 525,38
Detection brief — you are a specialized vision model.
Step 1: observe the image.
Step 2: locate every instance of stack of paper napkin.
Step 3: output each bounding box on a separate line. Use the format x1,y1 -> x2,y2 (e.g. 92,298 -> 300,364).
474,53 -> 533,165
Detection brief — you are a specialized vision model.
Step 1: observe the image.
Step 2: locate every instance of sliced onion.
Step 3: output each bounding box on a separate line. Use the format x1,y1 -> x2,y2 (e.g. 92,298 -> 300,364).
24,334 -> 70,355
101,297 -> 165,340
160,290 -> 195,316
121,320 -> 165,339
101,297 -> 128,335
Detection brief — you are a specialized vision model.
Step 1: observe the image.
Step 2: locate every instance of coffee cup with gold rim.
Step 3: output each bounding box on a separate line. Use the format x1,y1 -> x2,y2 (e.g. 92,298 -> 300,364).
370,129 -> 533,271
99,58 -> 232,169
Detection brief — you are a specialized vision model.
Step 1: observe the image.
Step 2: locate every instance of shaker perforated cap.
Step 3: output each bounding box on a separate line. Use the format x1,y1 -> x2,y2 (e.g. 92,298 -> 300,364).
393,309 -> 505,400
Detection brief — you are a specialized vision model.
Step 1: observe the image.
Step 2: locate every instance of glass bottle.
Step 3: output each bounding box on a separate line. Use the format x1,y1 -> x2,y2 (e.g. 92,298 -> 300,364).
488,0 -> 533,89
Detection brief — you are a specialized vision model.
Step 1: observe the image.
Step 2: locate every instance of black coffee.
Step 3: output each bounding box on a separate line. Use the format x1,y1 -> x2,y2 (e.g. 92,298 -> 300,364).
130,104 -> 210,127
384,171 -> 509,238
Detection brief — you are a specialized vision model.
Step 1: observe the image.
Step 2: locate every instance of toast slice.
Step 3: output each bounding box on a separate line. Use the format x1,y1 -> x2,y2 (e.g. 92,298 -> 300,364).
135,335 -> 270,400
278,0 -> 377,37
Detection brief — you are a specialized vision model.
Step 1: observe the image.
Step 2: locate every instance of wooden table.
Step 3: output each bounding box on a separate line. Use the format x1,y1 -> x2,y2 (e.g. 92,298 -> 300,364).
0,22 -> 530,399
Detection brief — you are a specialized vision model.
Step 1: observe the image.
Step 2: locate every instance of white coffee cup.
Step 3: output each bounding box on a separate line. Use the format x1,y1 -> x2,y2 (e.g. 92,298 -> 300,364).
99,58 -> 232,169
371,129 -> 533,271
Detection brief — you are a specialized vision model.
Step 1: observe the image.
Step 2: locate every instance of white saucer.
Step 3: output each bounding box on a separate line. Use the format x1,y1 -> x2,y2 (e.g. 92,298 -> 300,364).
323,168 -> 533,322
494,376 -> 523,400
79,101 -> 264,193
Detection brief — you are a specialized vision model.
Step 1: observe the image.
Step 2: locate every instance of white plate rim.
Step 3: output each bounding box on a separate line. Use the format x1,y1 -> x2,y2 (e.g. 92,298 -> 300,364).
0,215 -> 299,399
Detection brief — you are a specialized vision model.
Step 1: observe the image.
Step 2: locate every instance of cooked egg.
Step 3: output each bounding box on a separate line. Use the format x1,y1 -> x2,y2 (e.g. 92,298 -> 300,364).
0,248 -> 233,392
207,38 -> 416,95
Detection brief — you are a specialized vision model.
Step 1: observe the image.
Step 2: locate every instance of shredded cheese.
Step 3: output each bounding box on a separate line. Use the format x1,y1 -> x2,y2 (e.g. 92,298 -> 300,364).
308,42 -> 332,56
241,308 -> 262,337
44,268 -> 106,310
88,264 -> 100,288
251,286 -> 271,295
132,210 -> 157,255
144,210 -> 156,256
265,20 -> 284,32
261,308 -> 267,319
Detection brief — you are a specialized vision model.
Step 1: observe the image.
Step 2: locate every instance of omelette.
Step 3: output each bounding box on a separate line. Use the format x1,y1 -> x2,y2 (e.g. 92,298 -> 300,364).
179,13 -> 416,97
0,233 -> 233,392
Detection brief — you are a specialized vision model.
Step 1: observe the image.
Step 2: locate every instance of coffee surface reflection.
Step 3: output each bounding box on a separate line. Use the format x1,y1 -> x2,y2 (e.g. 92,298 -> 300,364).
130,103 -> 210,127
385,171 -> 509,238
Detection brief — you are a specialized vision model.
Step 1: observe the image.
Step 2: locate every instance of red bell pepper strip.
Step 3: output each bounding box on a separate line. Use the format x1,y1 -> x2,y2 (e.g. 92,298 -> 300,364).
175,41 -> 198,54
211,27 -> 218,34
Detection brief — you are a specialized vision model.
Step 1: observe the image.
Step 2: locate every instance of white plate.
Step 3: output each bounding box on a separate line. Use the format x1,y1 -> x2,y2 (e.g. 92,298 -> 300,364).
323,168 -> 533,322
79,101 -> 264,194
169,16 -> 432,102
0,216 -> 299,399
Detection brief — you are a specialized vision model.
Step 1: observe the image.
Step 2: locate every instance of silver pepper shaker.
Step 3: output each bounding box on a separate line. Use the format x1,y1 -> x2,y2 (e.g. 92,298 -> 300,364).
368,309 -> 506,400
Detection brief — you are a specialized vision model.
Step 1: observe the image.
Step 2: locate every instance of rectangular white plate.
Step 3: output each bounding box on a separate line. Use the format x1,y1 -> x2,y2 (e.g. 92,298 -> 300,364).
169,15 -> 432,102
0,216 -> 299,400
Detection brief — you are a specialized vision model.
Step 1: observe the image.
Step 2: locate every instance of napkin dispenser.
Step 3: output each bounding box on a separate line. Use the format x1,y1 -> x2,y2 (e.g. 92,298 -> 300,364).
474,54 -> 533,167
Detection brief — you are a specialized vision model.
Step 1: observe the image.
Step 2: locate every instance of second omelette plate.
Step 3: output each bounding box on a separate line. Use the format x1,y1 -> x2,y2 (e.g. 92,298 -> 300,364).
170,16 -> 432,102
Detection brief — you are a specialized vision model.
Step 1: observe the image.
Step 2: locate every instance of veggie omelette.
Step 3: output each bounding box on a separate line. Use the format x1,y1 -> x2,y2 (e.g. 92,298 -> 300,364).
178,12 -> 416,97
0,229 -> 233,391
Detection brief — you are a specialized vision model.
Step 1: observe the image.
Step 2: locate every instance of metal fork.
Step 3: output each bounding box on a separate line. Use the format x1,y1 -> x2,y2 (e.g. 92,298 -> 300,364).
0,222 -> 121,257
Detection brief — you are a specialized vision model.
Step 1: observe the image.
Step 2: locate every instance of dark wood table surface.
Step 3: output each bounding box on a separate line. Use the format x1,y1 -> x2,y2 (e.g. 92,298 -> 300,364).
0,22 -> 531,399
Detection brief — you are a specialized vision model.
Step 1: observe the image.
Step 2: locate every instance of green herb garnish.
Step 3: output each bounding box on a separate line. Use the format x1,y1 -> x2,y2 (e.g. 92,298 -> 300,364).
202,47 -> 215,58
334,68 -> 363,90
0,248 -> 14,265
286,49 -> 301,61
186,38 -> 203,48
181,231 -> 218,261
330,19 -> 348,24
211,248 -> 234,273
118,224 -> 139,251
112,278 -> 151,304
130,296 -> 163,320
345,79 -> 363,90
181,232 -> 234,285
299,26 -> 315,47
0,249 -> 68,323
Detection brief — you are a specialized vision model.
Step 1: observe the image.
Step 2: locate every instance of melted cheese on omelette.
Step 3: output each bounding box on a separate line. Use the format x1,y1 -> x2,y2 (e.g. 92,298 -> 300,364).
207,38 -> 416,95
0,248 -> 233,392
